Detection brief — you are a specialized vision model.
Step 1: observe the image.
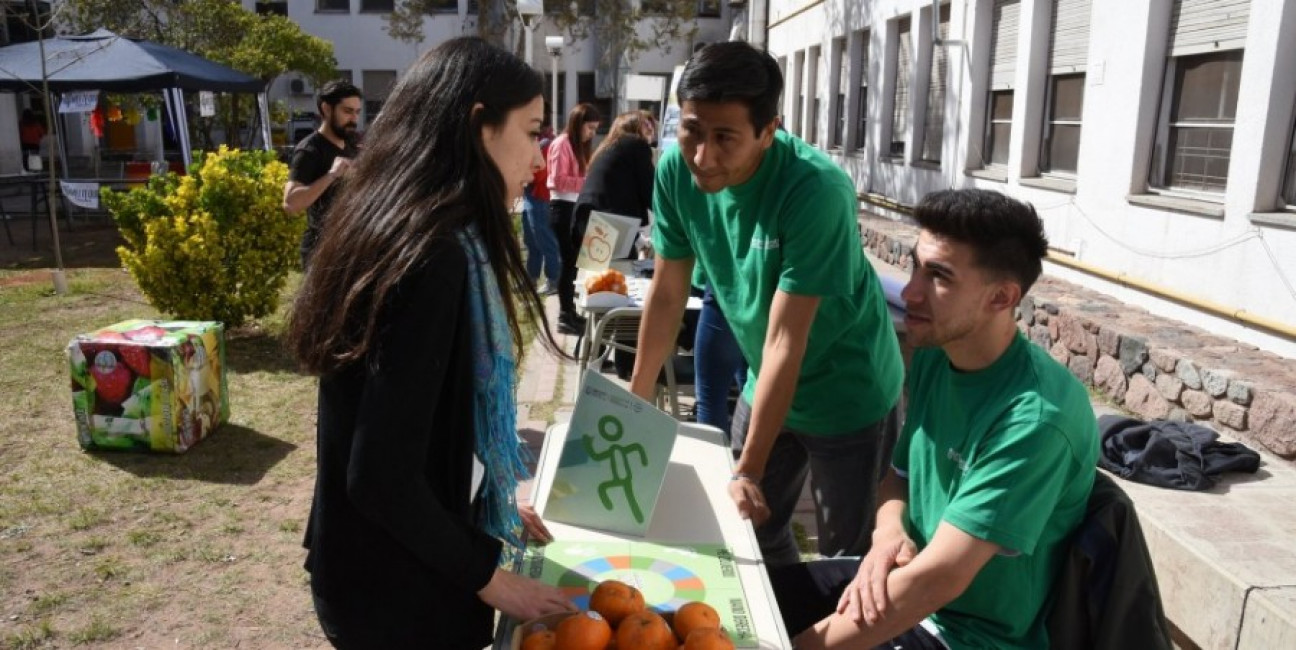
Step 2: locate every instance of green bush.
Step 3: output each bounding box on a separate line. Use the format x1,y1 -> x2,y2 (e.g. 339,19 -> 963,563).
103,146 -> 303,328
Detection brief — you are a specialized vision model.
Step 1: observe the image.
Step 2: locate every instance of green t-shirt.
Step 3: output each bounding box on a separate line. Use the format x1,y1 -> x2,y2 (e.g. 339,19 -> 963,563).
652,130 -> 903,434
892,333 -> 1098,649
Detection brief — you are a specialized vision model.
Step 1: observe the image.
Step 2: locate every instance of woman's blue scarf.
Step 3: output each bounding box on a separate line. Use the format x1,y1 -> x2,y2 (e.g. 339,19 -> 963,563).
457,225 -> 531,548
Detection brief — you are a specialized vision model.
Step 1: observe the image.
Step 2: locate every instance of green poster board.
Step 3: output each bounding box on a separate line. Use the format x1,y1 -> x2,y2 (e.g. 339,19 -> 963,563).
545,372 -> 678,536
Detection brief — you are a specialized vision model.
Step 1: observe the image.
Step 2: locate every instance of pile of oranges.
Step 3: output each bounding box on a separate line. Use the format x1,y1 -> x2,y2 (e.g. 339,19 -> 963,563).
521,579 -> 735,650
584,269 -> 628,296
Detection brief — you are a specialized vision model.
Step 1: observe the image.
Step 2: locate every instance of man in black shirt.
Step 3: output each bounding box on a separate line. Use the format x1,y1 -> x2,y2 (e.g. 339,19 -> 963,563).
283,79 -> 363,266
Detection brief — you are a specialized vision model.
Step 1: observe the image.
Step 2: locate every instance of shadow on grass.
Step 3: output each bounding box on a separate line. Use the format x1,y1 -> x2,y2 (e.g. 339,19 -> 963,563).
225,330 -> 305,376
89,423 -> 297,485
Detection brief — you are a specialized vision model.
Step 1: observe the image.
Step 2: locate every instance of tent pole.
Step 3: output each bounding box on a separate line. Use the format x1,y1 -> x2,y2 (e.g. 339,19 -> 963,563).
257,92 -> 272,152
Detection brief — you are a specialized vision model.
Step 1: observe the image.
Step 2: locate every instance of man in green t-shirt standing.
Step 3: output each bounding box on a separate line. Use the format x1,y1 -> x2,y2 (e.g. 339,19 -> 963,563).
628,41 -> 904,567
780,189 -> 1099,650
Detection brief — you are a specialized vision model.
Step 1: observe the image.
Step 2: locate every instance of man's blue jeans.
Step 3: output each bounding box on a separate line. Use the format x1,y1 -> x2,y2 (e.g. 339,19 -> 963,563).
694,287 -> 747,436
521,187 -> 559,286
731,399 -> 900,567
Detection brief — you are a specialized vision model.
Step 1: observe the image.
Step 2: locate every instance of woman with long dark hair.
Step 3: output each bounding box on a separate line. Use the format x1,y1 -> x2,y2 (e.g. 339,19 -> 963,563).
547,102 -> 601,334
287,37 -> 573,648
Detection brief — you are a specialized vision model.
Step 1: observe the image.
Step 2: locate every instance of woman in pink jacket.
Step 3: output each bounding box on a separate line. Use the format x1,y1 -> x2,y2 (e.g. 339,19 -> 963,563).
547,102 -> 602,334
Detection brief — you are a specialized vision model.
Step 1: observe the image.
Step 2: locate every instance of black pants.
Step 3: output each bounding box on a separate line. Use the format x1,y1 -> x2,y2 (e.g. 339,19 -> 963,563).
550,199 -> 582,317
769,559 -> 948,648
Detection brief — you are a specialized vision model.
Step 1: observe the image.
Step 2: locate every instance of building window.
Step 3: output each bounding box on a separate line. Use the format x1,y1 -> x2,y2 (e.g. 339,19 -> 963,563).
255,1 -> 288,16
830,37 -> 846,148
921,4 -> 950,163
984,0 -> 1019,167
806,46 -> 820,145
362,70 -> 397,126
889,17 -> 912,158
1040,0 -> 1091,175
698,0 -> 721,18
360,0 -> 393,11
854,31 -> 869,151
1041,74 -> 1084,173
792,50 -> 804,136
1152,50 -> 1242,194
577,73 -> 613,134
985,91 -> 1014,166
317,0 -> 349,11
1283,118 -> 1296,206
423,0 -> 456,13
335,69 -> 352,83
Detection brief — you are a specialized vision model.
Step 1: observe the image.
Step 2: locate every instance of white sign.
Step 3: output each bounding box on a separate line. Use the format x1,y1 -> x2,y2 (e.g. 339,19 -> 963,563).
199,92 -> 216,117
60,181 -> 100,210
624,74 -> 666,102
59,91 -> 99,114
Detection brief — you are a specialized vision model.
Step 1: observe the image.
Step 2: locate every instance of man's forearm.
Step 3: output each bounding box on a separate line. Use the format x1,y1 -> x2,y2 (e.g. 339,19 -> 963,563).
283,173 -> 335,214
735,334 -> 806,476
629,263 -> 689,401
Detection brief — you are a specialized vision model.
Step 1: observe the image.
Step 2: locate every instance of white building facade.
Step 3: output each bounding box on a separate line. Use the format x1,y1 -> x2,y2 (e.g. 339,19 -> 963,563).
766,0 -> 1296,359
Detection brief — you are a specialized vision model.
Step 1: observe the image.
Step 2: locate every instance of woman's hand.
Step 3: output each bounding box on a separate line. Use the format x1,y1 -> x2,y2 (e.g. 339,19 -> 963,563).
519,504 -> 553,544
478,569 -> 576,621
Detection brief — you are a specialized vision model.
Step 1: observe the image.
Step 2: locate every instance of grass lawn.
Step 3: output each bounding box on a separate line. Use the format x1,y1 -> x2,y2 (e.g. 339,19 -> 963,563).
0,255 -> 327,648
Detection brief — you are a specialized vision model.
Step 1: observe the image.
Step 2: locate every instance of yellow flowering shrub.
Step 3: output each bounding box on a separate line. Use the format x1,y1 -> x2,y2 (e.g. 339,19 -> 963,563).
103,147 -> 303,327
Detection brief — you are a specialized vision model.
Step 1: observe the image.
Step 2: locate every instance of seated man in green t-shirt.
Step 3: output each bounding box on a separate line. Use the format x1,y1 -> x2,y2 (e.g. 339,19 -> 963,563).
629,41 -> 904,567
777,189 -> 1099,649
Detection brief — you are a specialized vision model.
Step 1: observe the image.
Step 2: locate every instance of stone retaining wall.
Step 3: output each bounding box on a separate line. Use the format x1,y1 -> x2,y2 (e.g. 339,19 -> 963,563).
861,216 -> 1296,461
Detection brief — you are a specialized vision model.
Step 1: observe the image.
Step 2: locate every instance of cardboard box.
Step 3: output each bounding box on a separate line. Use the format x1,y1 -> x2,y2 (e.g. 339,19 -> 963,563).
68,320 -> 229,453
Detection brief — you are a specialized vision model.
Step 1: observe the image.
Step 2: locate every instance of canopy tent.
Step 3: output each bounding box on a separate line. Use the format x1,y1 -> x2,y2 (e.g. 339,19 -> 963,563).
0,29 -> 271,170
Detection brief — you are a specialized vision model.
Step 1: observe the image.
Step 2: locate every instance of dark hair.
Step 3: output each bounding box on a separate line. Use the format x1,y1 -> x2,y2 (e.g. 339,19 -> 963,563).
316,79 -> 362,114
912,189 -> 1049,295
563,102 -> 602,173
677,41 -> 783,136
288,37 -> 564,374
590,111 -> 647,166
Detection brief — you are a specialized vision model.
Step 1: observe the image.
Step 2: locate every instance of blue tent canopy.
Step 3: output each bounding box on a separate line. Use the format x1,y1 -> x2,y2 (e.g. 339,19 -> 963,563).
0,29 -> 264,93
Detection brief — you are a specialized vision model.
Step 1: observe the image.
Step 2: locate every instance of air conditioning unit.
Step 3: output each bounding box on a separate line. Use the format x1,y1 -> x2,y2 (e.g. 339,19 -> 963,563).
289,78 -> 311,95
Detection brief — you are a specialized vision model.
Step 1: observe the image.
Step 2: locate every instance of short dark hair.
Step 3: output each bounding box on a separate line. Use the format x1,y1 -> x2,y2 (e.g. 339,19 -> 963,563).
913,189 -> 1049,295
677,41 -> 782,136
317,79 -> 362,113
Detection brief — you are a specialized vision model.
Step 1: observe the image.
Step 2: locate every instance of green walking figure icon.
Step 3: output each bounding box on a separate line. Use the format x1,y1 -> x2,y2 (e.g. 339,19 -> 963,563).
582,415 -> 649,523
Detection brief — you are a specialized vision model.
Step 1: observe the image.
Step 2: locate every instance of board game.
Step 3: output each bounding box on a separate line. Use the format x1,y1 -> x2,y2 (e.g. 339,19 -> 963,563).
522,540 -> 757,647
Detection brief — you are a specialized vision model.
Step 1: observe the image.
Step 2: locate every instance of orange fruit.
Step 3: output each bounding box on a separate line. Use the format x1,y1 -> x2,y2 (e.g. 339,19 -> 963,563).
672,602 -> 720,642
682,627 -> 734,650
521,627 -> 557,650
589,580 -> 646,627
554,610 -> 612,650
616,610 -> 677,650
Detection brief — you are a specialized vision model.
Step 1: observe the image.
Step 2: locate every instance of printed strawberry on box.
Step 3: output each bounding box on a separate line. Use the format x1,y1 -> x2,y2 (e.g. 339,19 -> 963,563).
67,320 -> 229,453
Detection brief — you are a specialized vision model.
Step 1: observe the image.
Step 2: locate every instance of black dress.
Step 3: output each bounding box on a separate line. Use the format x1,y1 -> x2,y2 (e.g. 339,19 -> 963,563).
303,237 -> 503,649
576,136 -> 655,230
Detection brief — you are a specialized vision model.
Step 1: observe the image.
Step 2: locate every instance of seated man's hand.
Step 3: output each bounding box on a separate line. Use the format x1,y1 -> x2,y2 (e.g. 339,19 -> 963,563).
837,528 -> 917,626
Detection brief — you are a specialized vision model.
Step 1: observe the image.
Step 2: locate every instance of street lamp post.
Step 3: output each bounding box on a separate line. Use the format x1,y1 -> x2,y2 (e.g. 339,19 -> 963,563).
515,0 -> 543,68
545,36 -> 564,130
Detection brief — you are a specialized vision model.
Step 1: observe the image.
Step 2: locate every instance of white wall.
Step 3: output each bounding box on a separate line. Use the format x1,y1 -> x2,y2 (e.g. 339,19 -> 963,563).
768,0 -> 1296,359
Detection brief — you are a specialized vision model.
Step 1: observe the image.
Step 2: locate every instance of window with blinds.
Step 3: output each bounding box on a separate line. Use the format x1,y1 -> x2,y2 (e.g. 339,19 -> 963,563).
362,70 -> 397,126
984,0 -> 1019,167
1041,0 -> 1091,174
854,30 -> 870,151
1151,0 -> 1250,194
1283,119 -> 1296,206
921,4 -> 950,163
832,37 -> 847,149
807,46 -> 820,145
792,50 -> 805,136
890,17 -> 912,157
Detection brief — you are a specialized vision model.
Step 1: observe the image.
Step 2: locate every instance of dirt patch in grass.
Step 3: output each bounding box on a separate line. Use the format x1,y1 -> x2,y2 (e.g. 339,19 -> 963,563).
0,266 -> 329,649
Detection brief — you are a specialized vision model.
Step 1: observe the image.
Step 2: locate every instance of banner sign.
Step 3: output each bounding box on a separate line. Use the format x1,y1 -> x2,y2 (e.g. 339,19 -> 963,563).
60,181 -> 100,210
199,92 -> 216,117
59,91 -> 99,114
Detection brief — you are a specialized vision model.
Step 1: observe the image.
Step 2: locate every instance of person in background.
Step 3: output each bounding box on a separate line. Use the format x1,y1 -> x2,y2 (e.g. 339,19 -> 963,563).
575,110 -> 656,257
693,283 -> 747,437
778,189 -> 1098,650
547,102 -> 601,334
629,41 -> 903,568
19,109 -> 46,172
522,124 -> 560,294
283,79 -> 363,267
286,37 -> 574,648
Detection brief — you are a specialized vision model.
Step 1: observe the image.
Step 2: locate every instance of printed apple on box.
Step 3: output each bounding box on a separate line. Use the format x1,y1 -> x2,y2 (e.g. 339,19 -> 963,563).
67,320 -> 229,453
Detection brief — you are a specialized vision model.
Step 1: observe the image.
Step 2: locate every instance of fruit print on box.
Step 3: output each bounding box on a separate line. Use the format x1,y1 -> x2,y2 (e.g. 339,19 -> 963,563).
68,320 -> 229,453
522,540 -> 756,647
